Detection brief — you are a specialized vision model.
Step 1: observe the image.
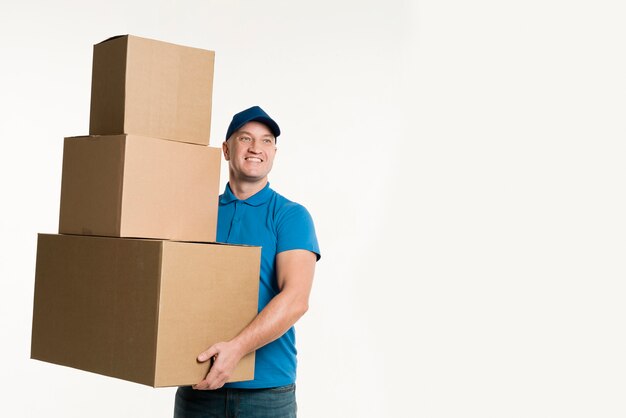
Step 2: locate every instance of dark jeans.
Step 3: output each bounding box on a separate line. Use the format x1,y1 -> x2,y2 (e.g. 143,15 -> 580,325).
174,384 -> 297,418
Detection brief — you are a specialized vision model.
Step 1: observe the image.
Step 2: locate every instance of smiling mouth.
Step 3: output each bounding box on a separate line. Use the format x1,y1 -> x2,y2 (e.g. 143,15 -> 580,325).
245,157 -> 263,162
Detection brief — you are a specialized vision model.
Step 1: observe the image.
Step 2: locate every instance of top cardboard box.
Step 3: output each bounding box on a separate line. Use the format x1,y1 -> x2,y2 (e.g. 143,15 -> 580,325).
89,35 -> 215,145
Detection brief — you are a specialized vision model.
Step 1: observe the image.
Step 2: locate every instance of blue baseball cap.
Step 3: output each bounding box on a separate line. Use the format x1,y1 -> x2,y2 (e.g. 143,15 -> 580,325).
225,106 -> 281,141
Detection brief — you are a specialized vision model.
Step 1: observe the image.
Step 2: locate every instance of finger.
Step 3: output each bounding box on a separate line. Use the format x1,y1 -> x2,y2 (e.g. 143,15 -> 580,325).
198,346 -> 219,363
192,381 -> 209,390
211,381 -> 225,390
202,360 -> 229,389
192,378 -> 224,391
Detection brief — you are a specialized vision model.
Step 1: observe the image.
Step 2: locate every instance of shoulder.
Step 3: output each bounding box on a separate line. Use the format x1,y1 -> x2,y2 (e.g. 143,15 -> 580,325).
270,190 -> 314,223
270,189 -> 321,260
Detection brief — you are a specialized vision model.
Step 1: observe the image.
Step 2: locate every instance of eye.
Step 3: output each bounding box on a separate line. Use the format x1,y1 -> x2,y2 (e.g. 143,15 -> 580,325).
263,138 -> 273,144
239,136 -> 252,142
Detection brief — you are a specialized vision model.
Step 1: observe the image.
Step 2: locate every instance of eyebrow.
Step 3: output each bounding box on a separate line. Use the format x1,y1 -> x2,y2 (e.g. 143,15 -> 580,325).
237,131 -> 275,139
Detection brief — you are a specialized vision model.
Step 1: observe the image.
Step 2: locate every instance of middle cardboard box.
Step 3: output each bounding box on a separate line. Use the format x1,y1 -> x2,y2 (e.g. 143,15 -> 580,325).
59,134 -> 221,242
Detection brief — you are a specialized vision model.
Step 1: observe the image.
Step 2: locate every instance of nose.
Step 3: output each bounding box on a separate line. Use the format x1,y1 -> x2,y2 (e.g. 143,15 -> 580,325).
247,139 -> 262,153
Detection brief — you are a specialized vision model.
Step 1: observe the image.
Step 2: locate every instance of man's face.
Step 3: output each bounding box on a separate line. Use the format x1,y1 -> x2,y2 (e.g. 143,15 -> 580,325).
223,121 -> 277,183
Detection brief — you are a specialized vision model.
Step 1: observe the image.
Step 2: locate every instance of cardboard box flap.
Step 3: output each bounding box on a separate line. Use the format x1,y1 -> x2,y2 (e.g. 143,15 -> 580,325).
97,34 -> 129,44
177,240 -> 258,247
98,35 -> 213,54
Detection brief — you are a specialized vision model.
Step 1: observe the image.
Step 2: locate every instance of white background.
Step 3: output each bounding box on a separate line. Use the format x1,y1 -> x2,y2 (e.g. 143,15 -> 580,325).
1,1 -> 625,417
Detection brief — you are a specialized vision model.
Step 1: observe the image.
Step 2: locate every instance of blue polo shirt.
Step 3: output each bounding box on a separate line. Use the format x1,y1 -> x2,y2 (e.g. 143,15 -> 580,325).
218,182 -> 320,389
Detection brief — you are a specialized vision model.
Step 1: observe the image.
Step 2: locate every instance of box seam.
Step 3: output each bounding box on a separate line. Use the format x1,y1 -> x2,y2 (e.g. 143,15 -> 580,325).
30,234 -> 43,359
58,139 -> 68,232
152,242 -> 164,387
123,36 -> 129,133
117,136 -> 126,235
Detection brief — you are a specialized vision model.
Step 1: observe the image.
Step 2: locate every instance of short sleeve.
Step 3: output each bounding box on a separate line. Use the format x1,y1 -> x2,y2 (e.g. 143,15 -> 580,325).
276,203 -> 321,261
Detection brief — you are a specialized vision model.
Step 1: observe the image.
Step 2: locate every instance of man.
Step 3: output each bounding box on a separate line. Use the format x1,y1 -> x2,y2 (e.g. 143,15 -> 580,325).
174,106 -> 321,418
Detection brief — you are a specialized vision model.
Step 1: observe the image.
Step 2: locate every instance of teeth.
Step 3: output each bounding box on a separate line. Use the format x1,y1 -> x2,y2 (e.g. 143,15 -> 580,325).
245,157 -> 262,162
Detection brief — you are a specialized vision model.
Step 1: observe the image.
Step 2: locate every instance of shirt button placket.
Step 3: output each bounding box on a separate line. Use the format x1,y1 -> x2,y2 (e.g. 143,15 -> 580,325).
230,201 -> 242,240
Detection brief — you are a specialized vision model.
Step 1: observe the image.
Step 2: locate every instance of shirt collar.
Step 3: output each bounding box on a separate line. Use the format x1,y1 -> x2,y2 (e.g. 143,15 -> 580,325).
219,182 -> 272,207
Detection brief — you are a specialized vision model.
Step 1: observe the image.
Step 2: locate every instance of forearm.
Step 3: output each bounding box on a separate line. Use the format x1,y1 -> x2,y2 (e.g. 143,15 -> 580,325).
231,289 -> 308,357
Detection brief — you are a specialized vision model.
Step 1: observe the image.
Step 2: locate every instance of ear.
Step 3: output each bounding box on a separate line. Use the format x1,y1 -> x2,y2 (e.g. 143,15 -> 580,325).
222,141 -> 230,161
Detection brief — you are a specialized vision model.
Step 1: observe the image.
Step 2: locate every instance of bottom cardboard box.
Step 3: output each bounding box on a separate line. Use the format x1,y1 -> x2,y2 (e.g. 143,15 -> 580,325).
31,233 -> 260,387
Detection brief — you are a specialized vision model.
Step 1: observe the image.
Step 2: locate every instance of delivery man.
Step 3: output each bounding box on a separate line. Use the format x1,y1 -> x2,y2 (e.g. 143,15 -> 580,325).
174,106 -> 321,418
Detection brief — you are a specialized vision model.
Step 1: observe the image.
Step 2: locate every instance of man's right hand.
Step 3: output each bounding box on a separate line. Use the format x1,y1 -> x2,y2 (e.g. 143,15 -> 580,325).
192,340 -> 245,390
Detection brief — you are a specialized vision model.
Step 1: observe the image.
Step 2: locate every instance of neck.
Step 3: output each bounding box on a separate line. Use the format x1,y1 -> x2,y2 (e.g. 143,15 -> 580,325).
229,178 -> 268,200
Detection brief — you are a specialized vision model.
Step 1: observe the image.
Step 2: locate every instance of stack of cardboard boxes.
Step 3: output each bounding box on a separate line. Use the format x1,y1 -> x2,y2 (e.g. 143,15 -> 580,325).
31,35 -> 260,387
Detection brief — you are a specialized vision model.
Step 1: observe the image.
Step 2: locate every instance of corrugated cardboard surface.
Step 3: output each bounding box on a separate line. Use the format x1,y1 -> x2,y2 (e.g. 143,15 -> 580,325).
31,234 -> 162,385
155,241 -> 259,386
59,134 -> 221,242
31,234 -> 261,387
58,135 -> 125,236
89,36 -> 127,138
89,35 -> 215,145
